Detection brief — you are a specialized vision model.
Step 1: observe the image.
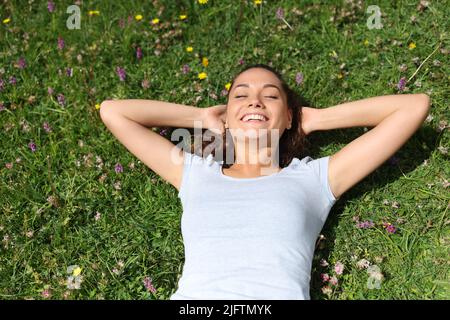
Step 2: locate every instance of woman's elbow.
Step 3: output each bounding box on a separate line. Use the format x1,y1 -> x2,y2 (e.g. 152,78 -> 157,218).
416,93 -> 431,111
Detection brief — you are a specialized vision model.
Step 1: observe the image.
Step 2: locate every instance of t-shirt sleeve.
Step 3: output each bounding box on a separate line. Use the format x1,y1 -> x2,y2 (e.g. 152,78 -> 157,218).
306,156 -> 338,205
178,150 -> 206,203
178,150 -> 194,201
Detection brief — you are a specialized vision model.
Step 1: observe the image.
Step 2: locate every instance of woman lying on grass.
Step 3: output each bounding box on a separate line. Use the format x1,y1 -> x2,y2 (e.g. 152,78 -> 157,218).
99,63 -> 431,300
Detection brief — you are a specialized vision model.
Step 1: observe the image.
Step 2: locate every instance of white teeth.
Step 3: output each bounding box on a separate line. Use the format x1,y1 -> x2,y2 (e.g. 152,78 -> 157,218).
242,114 -> 268,122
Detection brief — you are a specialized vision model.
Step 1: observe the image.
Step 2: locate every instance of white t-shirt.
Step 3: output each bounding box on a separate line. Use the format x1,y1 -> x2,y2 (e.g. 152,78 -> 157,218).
170,150 -> 337,300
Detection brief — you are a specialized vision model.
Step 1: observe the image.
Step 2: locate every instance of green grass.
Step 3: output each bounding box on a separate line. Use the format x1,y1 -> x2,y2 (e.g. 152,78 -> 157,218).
0,0 -> 449,300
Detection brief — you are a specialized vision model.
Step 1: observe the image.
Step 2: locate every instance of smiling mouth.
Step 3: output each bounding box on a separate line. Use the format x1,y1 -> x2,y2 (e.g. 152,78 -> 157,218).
240,114 -> 269,123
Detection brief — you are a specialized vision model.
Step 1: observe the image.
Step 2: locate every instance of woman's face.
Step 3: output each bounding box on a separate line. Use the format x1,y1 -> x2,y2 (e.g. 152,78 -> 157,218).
226,68 -> 292,138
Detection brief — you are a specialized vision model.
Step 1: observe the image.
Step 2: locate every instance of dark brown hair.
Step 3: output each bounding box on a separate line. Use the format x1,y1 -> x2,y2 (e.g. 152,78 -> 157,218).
190,63 -> 311,168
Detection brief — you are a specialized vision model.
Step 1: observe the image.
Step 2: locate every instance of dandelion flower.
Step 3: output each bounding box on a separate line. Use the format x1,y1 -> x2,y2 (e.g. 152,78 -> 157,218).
3,18 -> 11,24
225,82 -> 231,91
73,267 -> 82,276
254,0 -> 263,5
408,42 -> 416,50
202,57 -> 209,67
364,39 -> 369,46
198,0 -> 208,4
152,18 -> 159,24
186,46 -> 193,52
88,10 -> 100,16
135,14 -> 143,21
198,72 -> 207,80
95,103 -> 100,110
179,14 -> 187,20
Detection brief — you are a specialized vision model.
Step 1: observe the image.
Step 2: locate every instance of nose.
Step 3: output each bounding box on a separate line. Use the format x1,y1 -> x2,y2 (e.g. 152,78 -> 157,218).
248,97 -> 264,108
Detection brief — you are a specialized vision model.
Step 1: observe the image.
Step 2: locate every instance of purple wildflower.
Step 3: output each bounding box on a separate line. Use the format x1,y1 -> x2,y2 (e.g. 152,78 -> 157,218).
57,93 -> 65,106
66,67 -> 73,77
295,72 -> 304,86
238,58 -> 245,65
47,1 -> 55,13
397,77 -> 406,91
114,163 -> 123,173
136,47 -> 143,60
47,87 -> 54,95
116,67 -> 126,81
320,273 -> 330,282
383,222 -> 397,234
28,141 -> 37,152
276,7 -> 285,20
182,64 -> 190,74
127,15 -> 133,25
41,288 -> 51,298
220,88 -> 228,97
9,76 -> 17,85
57,36 -> 65,50
356,220 -> 375,229
17,57 -> 26,69
43,122 -> 52,133
143,277 -> 157,294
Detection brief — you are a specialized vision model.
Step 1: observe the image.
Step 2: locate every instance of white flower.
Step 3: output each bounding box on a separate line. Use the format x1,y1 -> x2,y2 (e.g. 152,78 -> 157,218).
356,259 -> 371,269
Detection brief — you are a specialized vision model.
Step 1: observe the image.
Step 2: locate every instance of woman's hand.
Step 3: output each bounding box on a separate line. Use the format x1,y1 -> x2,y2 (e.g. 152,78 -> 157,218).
202,104 -> 227,135
300,106 -> 318,136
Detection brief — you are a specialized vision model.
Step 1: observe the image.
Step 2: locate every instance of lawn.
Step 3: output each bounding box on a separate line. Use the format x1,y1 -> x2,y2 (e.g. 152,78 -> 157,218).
0,0 -> 448,300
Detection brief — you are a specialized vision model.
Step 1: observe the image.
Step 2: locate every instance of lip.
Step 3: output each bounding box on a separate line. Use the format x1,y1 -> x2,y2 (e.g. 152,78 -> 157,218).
240,112 -> 270,122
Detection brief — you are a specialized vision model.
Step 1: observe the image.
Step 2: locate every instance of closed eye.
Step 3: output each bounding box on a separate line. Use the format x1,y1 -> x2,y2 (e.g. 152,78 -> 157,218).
235,95 -> 278,99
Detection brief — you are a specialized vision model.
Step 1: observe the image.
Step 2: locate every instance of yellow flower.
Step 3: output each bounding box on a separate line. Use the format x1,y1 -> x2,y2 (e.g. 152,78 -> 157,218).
88,10 -> 100,16
408,42 -> 416,50
152,18 -> 159,24
364,39 -> 369,46
202,57 -> 209,67
3,18 -> 11,24
135,15 -> 143,21
198,72 -> 207,80
337,72 -> 344,79
95,103 -> 101,110
186,46 -> 193,52
198,0 -> 208,4
225,82 -> 231,91
73,267 -> 82,276
179,14 -> 187,20
254,0 -> 263,5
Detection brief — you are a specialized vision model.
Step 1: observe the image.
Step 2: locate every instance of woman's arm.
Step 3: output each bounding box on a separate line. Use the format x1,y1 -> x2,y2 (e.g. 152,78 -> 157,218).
99,99 -> 207,191
100,99 -> 205,128
307,94 -> 430,132
307,94 -> 431,200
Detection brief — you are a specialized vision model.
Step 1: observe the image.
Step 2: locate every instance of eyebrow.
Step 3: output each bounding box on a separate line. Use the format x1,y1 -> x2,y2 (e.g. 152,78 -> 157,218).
233,83 -> 281,92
